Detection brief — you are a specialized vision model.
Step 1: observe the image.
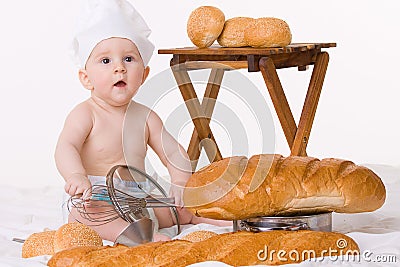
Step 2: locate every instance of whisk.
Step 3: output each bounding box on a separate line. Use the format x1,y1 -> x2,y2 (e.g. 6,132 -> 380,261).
67,165 -> 180,232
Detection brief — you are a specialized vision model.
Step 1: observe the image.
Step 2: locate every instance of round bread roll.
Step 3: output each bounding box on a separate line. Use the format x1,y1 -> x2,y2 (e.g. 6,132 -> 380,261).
217,17 -> 255,47
53,222 -> 103,253
22,230 -> 56,258
187,6 -> 225,48
244,17 -> 292,47
180,230 -> 218,242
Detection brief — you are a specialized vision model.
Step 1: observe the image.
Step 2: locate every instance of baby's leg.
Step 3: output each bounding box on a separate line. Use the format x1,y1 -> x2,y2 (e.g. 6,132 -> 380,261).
153,232 -> 171,241
68,208 -> 171,242
189,214 -> 233,227
70,206 -> 170,242
68,204 -> 129,242
179,207 -> 233,226
153,207 -> 175,228
154,206 -> 232,227
153,206 -> 196,227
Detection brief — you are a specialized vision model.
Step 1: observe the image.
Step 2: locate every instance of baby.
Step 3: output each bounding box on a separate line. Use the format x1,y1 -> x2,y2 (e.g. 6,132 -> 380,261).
55,0 -> 229,242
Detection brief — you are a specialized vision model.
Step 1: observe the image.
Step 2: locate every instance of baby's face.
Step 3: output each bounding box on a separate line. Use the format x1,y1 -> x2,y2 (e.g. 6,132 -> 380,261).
83,37 -> 149,107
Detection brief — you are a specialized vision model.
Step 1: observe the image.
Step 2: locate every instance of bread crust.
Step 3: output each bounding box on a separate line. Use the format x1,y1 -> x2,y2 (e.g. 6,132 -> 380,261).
184,154 -> 386,220
21,222 -> 104,258
180,230 -> 218,242
244,17 -> 292,47
187,6 -> 225,48
48,230 -> 360,266
53,222 -> 103,253
22,230 -> 56,258
217,17 -> 255,47
47,245 -> 103,267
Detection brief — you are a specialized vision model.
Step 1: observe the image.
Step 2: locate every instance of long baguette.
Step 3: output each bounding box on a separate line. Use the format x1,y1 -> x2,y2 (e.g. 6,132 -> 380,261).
183,154 -> 386,220
47,230 -> 360,266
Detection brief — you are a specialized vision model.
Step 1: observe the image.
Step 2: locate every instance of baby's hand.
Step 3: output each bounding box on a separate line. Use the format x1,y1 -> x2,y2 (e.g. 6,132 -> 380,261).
64,174 -> 92,200
169,182 -> 185,208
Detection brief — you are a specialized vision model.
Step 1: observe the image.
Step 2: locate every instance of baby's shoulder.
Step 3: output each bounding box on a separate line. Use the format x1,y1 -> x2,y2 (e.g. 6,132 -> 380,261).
75,99 -> 93,110
128,101 -> 152,112
67,100 -> 94,119
127,101 -> 158,118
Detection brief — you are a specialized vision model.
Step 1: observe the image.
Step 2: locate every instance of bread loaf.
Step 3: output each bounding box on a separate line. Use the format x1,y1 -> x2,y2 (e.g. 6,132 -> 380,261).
47,246 -> 103,266
54,222 -> 103,252
183,154 -> 386,220
187,6 -> 225,48
48,230 -> 360,266
244,17 -> 292,47
22,230 -> 56,258
48,240 -> 195,267
217,17 -> 255,47
180,230 -> 218,242
21,222 -> 103,258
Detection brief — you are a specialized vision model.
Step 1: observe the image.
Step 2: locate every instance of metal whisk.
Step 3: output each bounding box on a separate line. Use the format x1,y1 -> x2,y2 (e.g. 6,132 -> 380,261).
68,165 -> 180,233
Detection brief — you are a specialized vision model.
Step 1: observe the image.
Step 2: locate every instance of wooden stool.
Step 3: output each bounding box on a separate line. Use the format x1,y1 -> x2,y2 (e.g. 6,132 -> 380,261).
159,43 -> 336,171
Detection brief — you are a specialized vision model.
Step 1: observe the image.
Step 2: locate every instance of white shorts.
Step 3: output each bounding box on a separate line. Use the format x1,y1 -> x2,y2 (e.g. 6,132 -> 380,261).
62,175 -> 159,231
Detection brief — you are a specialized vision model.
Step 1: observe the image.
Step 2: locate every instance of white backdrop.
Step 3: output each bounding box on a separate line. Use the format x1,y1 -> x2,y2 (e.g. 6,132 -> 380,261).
0,0 -> 399,187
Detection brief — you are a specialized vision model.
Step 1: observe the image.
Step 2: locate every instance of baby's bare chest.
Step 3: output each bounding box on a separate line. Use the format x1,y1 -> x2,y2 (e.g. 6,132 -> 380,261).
82,114 -> 148,162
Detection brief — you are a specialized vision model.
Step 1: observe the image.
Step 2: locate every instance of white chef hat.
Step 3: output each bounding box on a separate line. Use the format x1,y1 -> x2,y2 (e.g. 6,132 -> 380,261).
71,0 -> 154,68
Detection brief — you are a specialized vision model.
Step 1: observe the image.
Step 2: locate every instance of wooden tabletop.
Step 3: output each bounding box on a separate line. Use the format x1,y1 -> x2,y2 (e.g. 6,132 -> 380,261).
159,43 -> 336,71
158,43 -> 336,56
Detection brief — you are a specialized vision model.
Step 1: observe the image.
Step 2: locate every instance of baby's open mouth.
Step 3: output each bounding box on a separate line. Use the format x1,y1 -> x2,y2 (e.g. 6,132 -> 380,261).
114,81 -> 126,87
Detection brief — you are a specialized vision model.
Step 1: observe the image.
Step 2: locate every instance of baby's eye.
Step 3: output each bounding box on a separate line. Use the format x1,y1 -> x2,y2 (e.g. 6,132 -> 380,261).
124,56 -> 133,62
101,58 -> 111,64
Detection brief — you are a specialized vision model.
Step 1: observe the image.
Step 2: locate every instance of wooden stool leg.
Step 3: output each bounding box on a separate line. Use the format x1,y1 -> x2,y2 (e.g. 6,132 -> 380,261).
259,56 -> 298,149
291,52 -> 329,156
187,69 -> 224,171
171,66 -> 223,165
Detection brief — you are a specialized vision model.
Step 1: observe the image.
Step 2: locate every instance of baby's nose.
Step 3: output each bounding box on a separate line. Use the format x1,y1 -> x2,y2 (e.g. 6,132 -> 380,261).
114,63 -> 126,73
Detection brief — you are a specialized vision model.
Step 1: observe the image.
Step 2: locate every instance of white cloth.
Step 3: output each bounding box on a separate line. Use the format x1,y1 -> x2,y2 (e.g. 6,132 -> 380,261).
1,164 -> 400,265
71,0 -> 154,67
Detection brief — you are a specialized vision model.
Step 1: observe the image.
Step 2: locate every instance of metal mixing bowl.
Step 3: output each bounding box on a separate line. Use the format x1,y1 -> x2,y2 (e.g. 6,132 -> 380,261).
234,212 -> 332,232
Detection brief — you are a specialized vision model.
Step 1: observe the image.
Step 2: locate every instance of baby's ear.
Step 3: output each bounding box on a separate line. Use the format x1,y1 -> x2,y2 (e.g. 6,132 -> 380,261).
141,66 -> 150,84
78,69 -> 94,90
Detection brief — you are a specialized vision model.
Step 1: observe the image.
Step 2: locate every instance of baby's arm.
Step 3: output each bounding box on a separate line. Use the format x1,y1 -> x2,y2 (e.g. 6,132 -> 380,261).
55,103 -> 93,197
146,110 -> 192,205
146,110 -> 233,229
